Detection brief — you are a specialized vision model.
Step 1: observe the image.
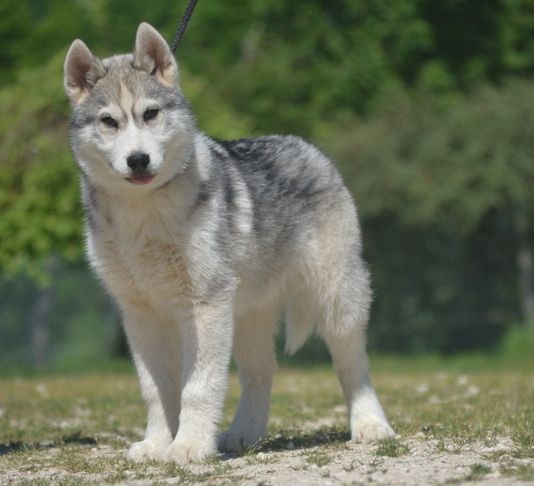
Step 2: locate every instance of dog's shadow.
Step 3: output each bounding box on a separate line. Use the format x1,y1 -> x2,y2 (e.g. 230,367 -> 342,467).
2,428 -> 350,459
226,427 -> 351,458
0,432 -> 97,456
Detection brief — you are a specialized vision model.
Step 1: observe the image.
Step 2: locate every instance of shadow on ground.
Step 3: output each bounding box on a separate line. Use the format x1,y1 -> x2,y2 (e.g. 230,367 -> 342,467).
0,432 -> 97,456
255,426 -> 350,453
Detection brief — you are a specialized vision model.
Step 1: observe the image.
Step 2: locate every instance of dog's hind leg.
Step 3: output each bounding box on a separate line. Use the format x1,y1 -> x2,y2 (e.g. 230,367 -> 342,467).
321,326 -> 395,442
218,306 -> 278,452
318,266 -> 395,443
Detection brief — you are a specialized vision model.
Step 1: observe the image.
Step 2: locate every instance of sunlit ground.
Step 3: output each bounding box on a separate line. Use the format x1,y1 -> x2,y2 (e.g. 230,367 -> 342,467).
0,356 -> 532,483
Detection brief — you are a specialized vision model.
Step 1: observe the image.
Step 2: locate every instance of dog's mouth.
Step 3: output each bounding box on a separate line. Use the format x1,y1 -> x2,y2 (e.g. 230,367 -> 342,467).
126,173 -> 155,185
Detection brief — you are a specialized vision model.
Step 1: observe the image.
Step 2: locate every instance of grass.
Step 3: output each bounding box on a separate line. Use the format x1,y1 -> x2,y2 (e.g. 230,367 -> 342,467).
0,356 -> 532,483
304,449 -> 332,467
375,438 -> 410,457
501,463 -> 534,481
465,463 -> 492,481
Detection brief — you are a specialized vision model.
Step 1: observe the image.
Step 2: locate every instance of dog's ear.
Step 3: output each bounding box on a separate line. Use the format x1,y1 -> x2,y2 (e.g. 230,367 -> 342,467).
133,22 -> 178,86
64,40 -> 106,105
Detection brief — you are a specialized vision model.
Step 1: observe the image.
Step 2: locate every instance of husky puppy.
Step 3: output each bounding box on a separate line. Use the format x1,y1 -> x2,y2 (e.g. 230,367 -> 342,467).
63,23 -> 394,463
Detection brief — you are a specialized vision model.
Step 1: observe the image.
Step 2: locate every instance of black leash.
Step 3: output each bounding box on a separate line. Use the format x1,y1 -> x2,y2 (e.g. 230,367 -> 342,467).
169,0 -> 200,55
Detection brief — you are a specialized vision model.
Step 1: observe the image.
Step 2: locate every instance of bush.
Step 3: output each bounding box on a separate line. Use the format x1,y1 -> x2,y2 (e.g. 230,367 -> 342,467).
319,81 -> 534,352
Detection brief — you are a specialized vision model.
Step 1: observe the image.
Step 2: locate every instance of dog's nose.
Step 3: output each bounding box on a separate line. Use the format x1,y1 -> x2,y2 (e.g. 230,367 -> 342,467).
127,152 -> 150,171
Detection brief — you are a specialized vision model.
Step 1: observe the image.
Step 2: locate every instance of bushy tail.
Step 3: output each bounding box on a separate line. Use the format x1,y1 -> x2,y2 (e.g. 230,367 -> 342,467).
284,261 -> 371,353
284,299 -> 316,355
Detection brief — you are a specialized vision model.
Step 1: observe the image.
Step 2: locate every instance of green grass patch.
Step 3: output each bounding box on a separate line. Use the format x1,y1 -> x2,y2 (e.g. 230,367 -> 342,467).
512,423 -> 534,458
465,463 -> 492,481
502,463 -> 534,481
304,449 -> 332,466
375,438 -> 410,457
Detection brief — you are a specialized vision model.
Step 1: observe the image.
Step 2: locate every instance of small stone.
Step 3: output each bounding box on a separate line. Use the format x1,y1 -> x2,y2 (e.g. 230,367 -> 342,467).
35,383 -> 49,397
428,395 -> 441,404
456,375 -> 468,386
465,385 -> 479,397
416,383 -> 429,394
286,441 -> 295,450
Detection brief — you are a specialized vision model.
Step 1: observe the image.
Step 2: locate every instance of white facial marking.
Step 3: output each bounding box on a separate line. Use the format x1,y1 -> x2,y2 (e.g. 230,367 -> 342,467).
119,82 -> 135,120
135,97 -> 160,116
111,82 -> 146,176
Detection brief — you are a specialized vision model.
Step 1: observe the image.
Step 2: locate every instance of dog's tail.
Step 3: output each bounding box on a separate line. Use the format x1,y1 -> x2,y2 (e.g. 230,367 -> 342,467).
284,298 -> 316,355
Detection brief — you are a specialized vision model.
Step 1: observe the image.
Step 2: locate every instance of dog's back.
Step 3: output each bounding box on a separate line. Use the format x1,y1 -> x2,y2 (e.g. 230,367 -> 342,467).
193,134 -> 366,348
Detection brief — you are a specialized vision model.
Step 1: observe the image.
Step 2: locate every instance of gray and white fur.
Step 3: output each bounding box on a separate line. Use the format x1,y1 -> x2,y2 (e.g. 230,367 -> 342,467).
64,22 -> 394,463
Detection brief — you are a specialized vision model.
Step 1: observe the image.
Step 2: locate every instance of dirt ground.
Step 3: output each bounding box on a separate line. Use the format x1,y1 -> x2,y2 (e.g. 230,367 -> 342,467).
1,432 -> 532,485
0,368 -> 532,484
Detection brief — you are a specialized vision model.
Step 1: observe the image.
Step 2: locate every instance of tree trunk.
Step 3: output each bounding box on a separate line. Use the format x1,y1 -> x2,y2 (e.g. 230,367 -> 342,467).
516,210 -> 534,326
29,284 -> 53,368
28,258 -> 58,369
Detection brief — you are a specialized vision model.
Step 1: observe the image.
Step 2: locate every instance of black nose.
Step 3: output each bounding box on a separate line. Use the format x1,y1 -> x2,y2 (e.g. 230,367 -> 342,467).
127,152 -> 150,171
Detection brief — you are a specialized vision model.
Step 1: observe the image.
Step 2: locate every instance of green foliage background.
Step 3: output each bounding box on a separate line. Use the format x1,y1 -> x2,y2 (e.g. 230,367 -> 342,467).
1,0 -> 533,367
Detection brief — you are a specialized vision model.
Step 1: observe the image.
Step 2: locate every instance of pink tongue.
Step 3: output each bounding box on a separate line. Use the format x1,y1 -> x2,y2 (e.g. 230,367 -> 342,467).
130,174 -> 154,185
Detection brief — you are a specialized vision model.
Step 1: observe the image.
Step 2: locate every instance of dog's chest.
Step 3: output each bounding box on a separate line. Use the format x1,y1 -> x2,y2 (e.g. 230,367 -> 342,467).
91,208 -> 192,309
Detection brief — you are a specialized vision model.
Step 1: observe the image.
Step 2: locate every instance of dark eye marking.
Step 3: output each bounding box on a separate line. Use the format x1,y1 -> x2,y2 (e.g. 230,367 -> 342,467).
101,116 -> 119,128
143,109 -> 159,122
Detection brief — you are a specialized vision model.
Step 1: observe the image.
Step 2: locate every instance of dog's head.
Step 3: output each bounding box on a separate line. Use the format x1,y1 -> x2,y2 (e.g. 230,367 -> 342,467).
64,23 -> 195,191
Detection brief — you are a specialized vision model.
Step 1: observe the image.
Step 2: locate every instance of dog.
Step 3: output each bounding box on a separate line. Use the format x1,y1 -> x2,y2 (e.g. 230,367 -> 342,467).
63,22 -> 394,463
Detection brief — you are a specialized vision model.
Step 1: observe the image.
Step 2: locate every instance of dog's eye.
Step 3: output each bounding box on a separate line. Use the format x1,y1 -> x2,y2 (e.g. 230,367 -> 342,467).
143,109 -> 159,122
101,116 -> 118,128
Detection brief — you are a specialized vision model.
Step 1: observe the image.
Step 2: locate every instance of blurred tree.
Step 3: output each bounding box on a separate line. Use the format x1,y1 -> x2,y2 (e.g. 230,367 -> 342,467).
3,0 -> 534,132
0,54 -> 79,281
0,0 -> 31,85
1,0 -> 534,361
21,0 -> 97,67
322,79 -> 534,350
181,0 -> 434,133
498,0 -> 534,75
419,0 -> 506,86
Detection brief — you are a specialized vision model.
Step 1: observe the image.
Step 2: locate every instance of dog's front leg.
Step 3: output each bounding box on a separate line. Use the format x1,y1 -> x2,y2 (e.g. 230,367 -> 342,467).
164,299 -> 233,464
122,308 -> 181,462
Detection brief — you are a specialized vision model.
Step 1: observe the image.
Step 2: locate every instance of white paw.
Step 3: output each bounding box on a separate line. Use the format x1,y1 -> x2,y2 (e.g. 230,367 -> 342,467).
351,416 -> 395,443
163,439 -> 215,464
126,439 -> 170,462
218,430 -> 263,452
